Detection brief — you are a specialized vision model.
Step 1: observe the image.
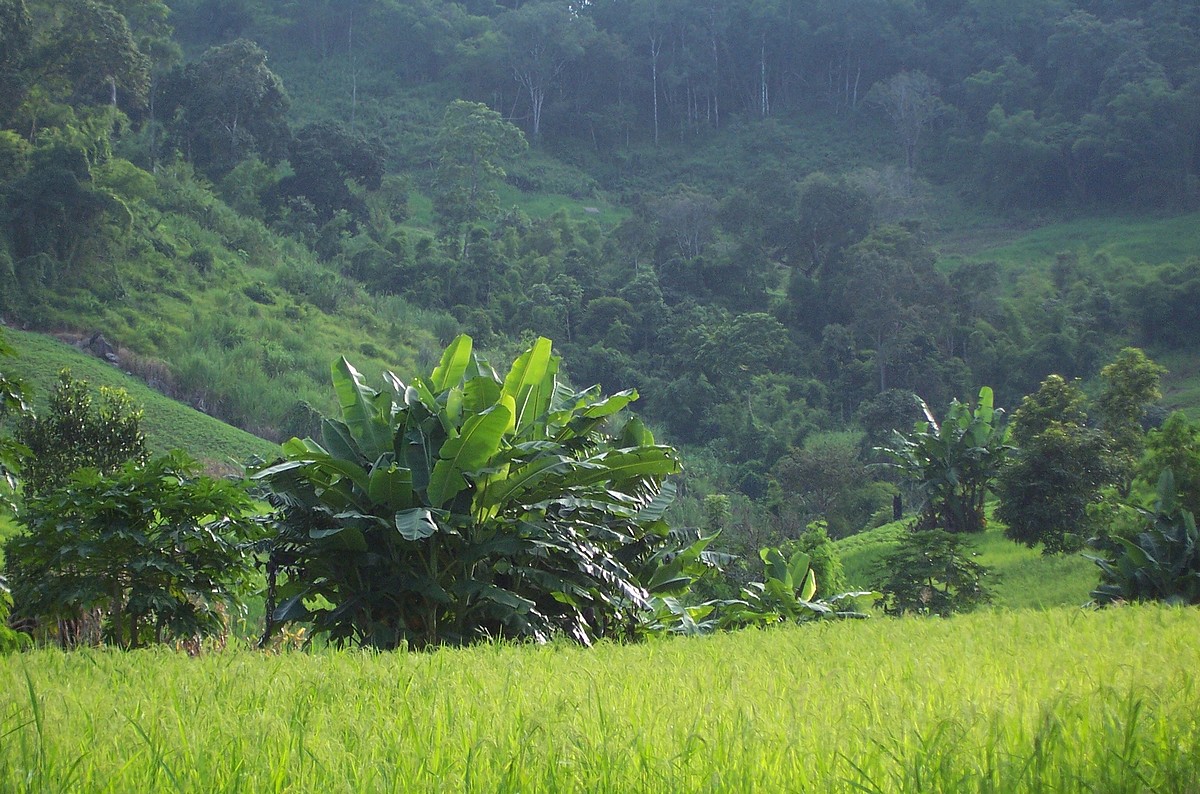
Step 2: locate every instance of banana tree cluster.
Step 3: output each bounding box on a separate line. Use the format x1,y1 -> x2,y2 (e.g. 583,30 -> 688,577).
254,335 -> 701,649
880,386 -> 1010,534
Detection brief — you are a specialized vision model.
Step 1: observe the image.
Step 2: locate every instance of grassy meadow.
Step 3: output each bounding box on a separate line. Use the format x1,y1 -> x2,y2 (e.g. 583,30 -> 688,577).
1,605 -> 1197,792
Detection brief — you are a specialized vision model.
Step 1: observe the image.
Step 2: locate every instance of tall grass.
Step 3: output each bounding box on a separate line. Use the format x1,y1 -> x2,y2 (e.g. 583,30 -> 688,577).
0,606 -> 1196,792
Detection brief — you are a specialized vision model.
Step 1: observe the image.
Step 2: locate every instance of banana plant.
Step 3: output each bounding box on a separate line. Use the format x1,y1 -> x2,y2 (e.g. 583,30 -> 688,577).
254,335 -> 686,649
718,547 -> 874,628
1090,470 -> 1200,606
880,386 -> 1010,534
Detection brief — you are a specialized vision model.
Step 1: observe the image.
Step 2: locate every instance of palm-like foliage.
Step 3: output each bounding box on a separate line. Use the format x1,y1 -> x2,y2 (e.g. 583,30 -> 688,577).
881,387 -> 1009,534
254,335 -> 689,649
1090,471 -> 1200,606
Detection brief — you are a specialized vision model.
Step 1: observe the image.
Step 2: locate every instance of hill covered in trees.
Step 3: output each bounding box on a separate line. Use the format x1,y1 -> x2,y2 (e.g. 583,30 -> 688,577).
2,0 -> 1199,547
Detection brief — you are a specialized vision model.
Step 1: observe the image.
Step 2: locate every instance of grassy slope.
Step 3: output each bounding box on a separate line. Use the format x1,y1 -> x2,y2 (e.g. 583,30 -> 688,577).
2,328 -> 277,466
2,606 -> 1197,791
836,517 -> 1098,611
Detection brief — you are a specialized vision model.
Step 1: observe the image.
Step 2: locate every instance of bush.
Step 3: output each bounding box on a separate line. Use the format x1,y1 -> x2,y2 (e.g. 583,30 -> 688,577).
5,452 -> 261,648
877,529 -> 991,617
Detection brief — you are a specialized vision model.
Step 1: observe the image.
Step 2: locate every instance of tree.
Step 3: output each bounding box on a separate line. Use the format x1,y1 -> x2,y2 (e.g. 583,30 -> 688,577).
6,452 -> 259,648
432,100 -> 527,250
996,374 -> 1118,554
15,370 -> 147,499
1096,347 -> 1166,493
1138,412 -> 1200,518
165,38 -> 290,177
1091,471 -> 1200,607
493,2 -> 597,142
41,0 -> 150,110
867,70 -> 945,171
254,336 -> 688,650
880,387 -> 1008,534
877,530 -> 991,617
767,172 -> 873,277
273,121 -> 385,225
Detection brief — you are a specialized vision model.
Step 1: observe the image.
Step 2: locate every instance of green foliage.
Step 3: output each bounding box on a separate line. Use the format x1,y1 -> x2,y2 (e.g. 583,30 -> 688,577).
877,529 -> 991,617
1090,471 -> 1200,607
5,451 -> 260,647
255,335 -> 684,649
1096,347 -> 1166,489
793,520 -> 848,598
1138,412 -> 1200,517
431,100 -> 527,245
15,370 -> 146,499
0,330 -> 31,511
881,387 -> 1009,534
997,374 -> 1118,554
720,545 -> 871,628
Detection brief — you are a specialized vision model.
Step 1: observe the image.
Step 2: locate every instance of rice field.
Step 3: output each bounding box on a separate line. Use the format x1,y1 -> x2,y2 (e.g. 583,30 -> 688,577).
2,605 -> 1198,792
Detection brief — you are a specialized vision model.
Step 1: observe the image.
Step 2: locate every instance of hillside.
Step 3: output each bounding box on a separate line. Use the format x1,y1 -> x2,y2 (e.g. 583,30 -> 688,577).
2,0 -> 1199,564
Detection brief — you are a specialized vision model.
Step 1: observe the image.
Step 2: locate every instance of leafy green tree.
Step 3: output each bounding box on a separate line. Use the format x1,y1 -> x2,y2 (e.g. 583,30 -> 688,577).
164,38 -> 290,177
492,1 -> 597,142
0,0 -> 32,123
273,121 -> 385,226
255,335 -> 685,649
1096,347 -> 1166,493
877,530 -> 991,617
768,172 -> 873,277
15,370 -> 147,499
432,100 -> 526,251
881,387 -> 1009,534
6,452 -> 259,648
995,373 -> 1119,554
1138,412 -> 1200,518
42,0 -> 150,110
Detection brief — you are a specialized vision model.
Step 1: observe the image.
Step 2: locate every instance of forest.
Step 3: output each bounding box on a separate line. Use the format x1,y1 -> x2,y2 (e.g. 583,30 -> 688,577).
0,0 -> 1197,628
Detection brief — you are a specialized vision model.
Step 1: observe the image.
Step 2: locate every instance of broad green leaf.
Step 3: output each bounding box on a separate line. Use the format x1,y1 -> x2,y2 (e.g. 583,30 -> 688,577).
321,418 -> 361,463
477,455 -> 576,509
572,447 -> 681,488
332,357 -> 392,460
582,390 -> 638,419
395,508 -> 438,540
799,567 -> 818,602
427,403 -> 512,507
503,338 -> 556,433
635,481 -> 677,523
463,375 -> 503,415
430,334 -> 473,392
368,465 -> 413,510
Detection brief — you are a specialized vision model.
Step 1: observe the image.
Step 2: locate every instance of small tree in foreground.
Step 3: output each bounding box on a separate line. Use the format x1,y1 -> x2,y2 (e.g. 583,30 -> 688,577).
6,452 -> 260,648
16,369 -> 147,499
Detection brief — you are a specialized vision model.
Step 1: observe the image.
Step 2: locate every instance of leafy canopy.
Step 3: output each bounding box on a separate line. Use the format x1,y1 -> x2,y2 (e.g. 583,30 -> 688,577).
255,335 -> 689,650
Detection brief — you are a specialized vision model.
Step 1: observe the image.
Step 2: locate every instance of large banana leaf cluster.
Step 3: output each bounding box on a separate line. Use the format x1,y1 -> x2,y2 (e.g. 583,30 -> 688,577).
1090,471 -> 1200,606
880,387 -> 1009,534
253,336 -> 690,649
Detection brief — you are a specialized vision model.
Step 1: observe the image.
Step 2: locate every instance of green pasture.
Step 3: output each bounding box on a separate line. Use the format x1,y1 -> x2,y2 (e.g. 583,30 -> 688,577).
837,520 -> 1098,611
2,606 -> 1197,792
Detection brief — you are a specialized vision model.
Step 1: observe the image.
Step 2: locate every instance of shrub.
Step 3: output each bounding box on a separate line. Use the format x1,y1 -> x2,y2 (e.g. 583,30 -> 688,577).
876,529 -> 991,617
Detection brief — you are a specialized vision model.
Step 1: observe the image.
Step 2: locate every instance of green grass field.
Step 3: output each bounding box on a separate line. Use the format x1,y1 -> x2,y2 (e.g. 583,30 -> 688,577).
1,606 -> 1196,792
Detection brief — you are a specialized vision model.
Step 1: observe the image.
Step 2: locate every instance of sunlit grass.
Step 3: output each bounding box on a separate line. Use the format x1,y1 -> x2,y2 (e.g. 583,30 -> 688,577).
1,606 -> 1196,792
